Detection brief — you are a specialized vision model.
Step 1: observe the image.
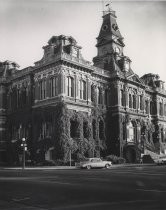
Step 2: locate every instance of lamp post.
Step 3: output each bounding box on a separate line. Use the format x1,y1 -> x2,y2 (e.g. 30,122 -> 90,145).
21,138 -> 27,170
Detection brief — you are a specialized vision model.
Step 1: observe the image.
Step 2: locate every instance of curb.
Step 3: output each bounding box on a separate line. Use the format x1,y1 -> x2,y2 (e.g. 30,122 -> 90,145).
0,164 -> 156,170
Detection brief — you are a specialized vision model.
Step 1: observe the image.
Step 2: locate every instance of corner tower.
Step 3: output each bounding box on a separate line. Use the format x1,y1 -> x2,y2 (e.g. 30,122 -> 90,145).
93,6 -> 131,72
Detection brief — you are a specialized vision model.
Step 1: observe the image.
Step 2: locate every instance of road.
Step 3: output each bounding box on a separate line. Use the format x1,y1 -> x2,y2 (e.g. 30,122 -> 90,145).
0,165 -> 166,210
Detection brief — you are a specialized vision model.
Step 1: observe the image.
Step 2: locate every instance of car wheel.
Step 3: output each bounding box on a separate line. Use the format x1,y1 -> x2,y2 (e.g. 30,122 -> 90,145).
105,164 -> 110,169
86,165 -> 91,170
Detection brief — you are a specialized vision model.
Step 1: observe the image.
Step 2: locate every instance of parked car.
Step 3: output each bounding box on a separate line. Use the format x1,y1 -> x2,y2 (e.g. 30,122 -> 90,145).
76,158 -> 112,169
154,156 -> 166,165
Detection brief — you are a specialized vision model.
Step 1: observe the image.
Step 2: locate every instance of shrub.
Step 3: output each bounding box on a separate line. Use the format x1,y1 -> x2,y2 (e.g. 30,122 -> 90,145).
106,155 -> 126,164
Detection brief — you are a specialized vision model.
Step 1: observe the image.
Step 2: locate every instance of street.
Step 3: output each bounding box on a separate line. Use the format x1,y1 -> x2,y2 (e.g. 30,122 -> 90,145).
0,165 -> 166,210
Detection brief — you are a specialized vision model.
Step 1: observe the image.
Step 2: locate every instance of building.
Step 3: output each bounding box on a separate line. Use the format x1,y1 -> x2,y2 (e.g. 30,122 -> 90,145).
0,6 -> 166,165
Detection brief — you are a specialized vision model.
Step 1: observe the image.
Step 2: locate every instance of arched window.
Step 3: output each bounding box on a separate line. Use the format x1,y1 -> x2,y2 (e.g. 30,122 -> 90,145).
127,122 -> 136,142
67,77 -> 74,97
129,94 -> 132,108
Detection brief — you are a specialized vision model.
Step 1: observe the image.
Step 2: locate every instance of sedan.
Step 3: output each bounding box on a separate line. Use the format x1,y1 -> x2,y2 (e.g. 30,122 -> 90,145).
76,158 -> 112,169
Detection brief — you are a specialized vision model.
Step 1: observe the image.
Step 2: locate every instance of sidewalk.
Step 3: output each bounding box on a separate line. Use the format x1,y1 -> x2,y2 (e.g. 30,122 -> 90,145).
1,163 -> 155,170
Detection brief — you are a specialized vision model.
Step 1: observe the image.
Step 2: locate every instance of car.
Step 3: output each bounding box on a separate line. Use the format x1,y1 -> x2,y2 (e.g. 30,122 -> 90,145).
76,158 -> 112,169
155,156 -> 166,165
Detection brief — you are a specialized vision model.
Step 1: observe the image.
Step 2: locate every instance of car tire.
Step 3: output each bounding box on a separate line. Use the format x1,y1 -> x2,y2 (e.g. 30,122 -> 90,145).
86,165 -> 91,170
105,164 -> 110,169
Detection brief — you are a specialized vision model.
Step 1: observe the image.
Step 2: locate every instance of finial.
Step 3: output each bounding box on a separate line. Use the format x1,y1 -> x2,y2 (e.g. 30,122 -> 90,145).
102,0 -> 116,17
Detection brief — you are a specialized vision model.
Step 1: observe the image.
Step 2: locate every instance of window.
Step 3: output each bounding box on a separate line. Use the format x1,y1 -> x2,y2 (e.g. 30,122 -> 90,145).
161,128 -> 164,142
150,101 -> 153,115
121,90 -> 125,107
164,104 -> 166,116
145,100 -> 149,114
39,80 -> 46,100
104,89 -> 108,106
133,95 -> 136,109
139,95 -> 143,110
91,85 -> 95,102
129,94 -> 132,108
16,88 -> 21,108
159,102 -> 163,116
98,88 -> 102,105
127,122 -> 136,142
79,80 -> 86,100
22,87 -> 27,106
50,77 -> 58,97
67,77 -> 74,97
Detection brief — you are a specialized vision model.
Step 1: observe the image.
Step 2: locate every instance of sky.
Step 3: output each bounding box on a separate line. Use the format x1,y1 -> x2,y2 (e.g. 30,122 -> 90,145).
0,0 -> 166,81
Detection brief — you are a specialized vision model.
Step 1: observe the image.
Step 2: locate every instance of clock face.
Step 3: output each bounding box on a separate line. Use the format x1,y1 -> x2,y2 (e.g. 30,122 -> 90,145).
112,23 -> 119,31
102,24 -> 108,31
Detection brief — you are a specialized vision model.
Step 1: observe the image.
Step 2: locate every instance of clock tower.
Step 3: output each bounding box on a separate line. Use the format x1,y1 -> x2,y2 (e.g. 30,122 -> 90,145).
93,6 -> 129,71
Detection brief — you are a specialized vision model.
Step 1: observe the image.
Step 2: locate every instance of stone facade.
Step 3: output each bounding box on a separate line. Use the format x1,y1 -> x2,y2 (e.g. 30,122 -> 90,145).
0,7 -> 166,165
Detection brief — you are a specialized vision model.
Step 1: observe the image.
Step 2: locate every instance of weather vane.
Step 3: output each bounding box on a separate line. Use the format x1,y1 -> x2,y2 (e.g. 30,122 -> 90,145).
102,0 -> 113,14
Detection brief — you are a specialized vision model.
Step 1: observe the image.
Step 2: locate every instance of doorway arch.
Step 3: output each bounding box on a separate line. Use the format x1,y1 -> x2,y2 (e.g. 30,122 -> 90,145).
124,146 -> 136,163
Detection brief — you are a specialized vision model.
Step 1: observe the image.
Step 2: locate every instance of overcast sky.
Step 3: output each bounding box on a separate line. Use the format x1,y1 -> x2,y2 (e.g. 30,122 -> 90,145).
0,0 -> 166,81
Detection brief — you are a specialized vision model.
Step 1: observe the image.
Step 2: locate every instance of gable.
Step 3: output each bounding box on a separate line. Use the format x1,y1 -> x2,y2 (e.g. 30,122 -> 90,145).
127,74 -> 143,84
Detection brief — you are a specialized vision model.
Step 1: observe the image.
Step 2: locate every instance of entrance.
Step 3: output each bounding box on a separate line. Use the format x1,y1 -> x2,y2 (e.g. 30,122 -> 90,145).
124,147 -> 136,163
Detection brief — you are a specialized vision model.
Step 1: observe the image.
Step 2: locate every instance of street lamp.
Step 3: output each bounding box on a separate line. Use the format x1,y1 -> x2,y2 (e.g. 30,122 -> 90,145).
21,138 -> 27,169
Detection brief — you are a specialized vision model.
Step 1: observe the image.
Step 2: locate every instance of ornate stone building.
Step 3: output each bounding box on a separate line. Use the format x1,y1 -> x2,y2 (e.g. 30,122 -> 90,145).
1,7 -> 166,165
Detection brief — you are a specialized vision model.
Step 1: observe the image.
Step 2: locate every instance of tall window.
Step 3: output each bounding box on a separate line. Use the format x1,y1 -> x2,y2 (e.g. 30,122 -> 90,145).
91,85 -> 95,102
129,94 -> 132,108
67,76 -> 74,97
121,90 -> 125,107
164,104 -> 166,116
50,77 -> 58,97
140,95 -> 143,110
133,95 -> 136,109
16,88 -> 20,108
79,80 -> 86,100
159,102 -> 163,116
39,80 -> 46,100
145,100 -> 149,114
98,87 -> 102,105
127,122 -> 136,142
104,89 -> 108,106
22,87 -> 27,106
150,101 -> 153,115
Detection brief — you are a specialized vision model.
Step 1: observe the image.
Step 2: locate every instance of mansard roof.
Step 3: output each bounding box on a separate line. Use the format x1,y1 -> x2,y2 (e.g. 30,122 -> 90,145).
48,35 -> 77,46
